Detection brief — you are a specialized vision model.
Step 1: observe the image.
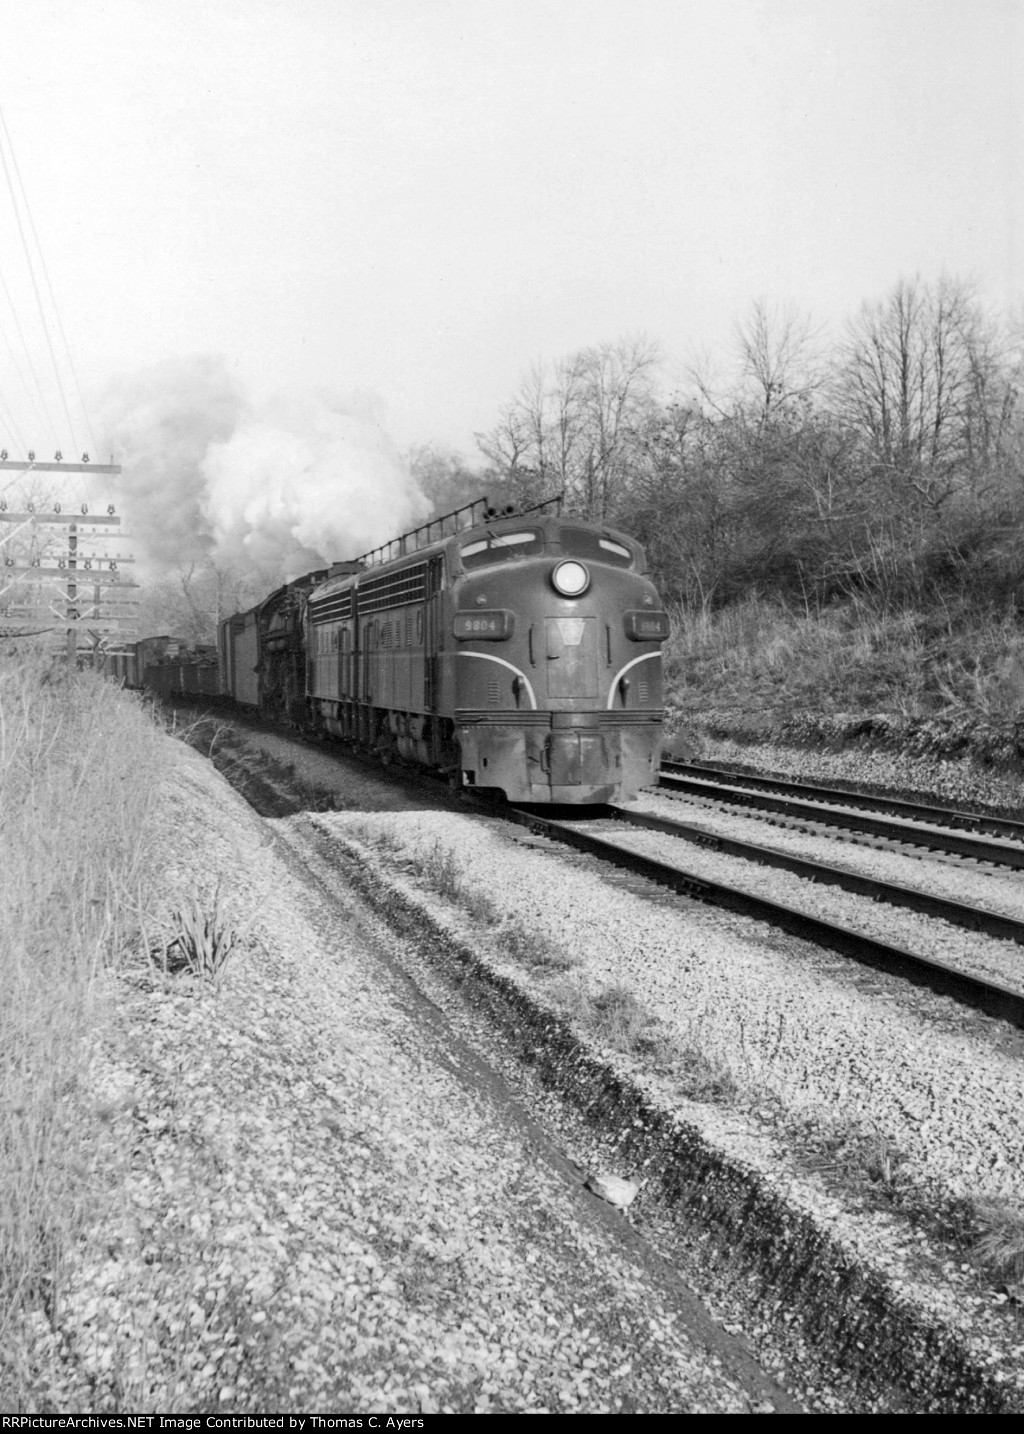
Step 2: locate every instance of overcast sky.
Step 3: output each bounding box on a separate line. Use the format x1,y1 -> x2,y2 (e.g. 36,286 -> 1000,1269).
1,0 -> 1021,464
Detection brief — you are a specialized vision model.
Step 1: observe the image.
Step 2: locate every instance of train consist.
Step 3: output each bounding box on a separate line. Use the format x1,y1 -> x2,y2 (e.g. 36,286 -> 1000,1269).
127,496 -> 670,804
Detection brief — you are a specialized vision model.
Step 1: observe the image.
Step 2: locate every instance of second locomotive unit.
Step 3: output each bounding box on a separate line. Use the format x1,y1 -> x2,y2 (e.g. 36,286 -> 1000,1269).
298,497 -> 668,803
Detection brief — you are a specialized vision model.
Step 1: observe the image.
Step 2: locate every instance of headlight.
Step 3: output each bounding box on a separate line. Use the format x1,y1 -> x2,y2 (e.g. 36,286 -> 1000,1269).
551,560 -> 589,597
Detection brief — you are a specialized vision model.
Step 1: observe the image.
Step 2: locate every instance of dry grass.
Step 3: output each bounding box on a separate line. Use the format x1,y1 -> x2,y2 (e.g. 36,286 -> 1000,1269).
0,648 -> 169,1398
971,1198 -> 1024,1287
409,839 -> 465,901
665,594 -> 1024,721
155,885 -> 244,983
496,918 -> 576,972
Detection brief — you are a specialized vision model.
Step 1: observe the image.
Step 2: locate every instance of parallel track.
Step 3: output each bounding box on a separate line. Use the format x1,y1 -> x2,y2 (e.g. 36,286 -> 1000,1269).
186,705 -> 1024,1028
608,804 -> 1024,945
658,763 -> 1024,869
507,805 -> 1024,1031
664,760 -> 1024,840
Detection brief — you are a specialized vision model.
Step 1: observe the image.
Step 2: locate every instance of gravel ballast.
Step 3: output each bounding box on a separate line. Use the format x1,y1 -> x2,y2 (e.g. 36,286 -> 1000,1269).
632,789 -> 1024,924
595,804 -> 1024,995
26,745 -> 786,1415
31,721 -> 1024,1414
290,796 -> 1024,1411
311,807 -> 1024,1209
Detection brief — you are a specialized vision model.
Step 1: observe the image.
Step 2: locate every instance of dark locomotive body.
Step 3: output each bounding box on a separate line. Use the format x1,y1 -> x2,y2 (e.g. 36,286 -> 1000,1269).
304,510 -> 667,803
119,501 -> 669,805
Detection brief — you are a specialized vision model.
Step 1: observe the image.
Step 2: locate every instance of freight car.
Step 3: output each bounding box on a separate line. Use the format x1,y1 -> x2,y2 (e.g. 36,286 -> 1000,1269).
98,635 -> 202,690
156,496 -> 670,804
144,643 -> 220,699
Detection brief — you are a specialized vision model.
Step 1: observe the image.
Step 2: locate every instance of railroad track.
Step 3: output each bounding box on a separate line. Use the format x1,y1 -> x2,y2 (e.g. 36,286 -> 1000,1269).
658,760 -> 1024,869
507,804 -> 1024,1031
193,713 -> 1024,1028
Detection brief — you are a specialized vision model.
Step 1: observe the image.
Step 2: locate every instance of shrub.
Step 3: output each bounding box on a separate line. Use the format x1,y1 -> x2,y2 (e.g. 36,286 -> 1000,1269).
157,886 -> 243,982
497,919 -> 576,971
410,839 -> 464,900
971,1198 -> 1024,1286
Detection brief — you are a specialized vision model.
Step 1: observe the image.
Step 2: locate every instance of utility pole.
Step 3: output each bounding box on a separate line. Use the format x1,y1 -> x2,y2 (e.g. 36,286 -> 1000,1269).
0,456 -> 133,664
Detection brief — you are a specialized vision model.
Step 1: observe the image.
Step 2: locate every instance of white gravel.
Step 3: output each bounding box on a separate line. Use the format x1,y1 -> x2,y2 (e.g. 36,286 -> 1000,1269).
316,806 -> 1024,1210
629,789 -> 1024,924
44,747 -> 764,1415
689,729 -> 1024,818
600,802 -> 1024,994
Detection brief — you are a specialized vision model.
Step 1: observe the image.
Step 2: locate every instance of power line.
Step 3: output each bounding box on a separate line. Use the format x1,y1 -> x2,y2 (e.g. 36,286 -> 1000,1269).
0,106 -> 97,457
0,112 -> 80,454
0,382 -> 28,453
0,265 -> 60,438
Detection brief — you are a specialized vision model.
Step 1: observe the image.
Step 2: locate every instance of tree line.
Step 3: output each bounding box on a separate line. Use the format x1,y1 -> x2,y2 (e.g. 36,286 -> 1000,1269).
415,275 -> 1023,613
132,273 -> 1024,643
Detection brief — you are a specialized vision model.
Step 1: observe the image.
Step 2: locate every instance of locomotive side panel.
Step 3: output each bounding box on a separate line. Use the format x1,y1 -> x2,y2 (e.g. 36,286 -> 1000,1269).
307,578 -> 353,737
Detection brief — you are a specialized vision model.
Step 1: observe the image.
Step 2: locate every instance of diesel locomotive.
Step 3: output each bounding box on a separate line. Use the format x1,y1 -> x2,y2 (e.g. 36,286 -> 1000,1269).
142,496 -> 670,804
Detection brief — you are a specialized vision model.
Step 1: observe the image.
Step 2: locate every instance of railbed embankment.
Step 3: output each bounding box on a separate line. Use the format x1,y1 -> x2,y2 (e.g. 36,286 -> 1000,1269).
14,739 -> 776,1415
296,804 -> 1024,1414
671,706 -> 1024,818
21,708 -> 1024,1412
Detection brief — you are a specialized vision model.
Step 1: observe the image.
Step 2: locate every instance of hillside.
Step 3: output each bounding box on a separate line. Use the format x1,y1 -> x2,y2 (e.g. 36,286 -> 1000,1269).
663,594 -> 1024,804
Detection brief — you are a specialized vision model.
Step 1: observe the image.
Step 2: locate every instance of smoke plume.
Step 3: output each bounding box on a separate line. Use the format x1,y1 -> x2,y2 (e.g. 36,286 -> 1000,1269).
94,355 -> 428,583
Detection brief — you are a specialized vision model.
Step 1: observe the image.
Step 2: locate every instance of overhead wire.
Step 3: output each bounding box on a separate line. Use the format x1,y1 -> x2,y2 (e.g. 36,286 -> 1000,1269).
0,109 -> 80,457
0,106 -> 116,652
0,266 -> 59,441
0,383 -> 28,454
0,106 -> 98,459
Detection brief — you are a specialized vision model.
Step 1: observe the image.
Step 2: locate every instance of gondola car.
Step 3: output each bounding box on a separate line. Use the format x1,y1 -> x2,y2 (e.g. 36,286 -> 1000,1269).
99,635 -> 193,691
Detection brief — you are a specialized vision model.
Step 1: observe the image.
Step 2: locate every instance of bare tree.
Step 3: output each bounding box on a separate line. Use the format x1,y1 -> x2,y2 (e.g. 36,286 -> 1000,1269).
734,299 -> 825,423
477,335 -> 662,519
134,560 -> 266,645
833,274 -> 996,508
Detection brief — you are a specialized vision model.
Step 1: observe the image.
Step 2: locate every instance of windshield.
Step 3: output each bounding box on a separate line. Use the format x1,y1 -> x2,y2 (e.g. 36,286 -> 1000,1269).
460,529 -> 543,569
558,527 -> 635,568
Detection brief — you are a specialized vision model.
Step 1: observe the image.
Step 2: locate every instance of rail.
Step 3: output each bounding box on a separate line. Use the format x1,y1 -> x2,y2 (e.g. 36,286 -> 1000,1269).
657,766 -> 1024,869
506,806 -> 1024,1030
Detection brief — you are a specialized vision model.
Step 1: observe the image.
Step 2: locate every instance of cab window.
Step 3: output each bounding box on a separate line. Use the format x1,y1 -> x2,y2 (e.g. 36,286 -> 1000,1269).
559,527 -> 634,567
460,529 -> 543,569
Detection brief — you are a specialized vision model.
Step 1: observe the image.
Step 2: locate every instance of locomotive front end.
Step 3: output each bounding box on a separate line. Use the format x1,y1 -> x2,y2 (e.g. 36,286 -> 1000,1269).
450,518 -> 667,803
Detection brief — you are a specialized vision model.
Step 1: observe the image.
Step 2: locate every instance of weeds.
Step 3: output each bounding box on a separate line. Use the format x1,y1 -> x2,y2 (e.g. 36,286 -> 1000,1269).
788,1109 -> 909,1199
971,1198 -> 1024,1287
665,592 -> 1024,722
497,919 -> 576,972
409,839 -> 464,900
157,886 -> 244,982
588,984 -> 661,1053
668,1042 -> 739,1103
0,649 -> 170,1393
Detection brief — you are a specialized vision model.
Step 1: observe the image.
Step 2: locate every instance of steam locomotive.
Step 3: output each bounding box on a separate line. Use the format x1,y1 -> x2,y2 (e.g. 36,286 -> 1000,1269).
140,496 -> 669,804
